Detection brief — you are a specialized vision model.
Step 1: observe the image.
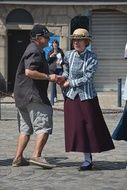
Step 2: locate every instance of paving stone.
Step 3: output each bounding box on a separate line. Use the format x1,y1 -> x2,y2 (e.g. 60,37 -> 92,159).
0,92 -> 127,190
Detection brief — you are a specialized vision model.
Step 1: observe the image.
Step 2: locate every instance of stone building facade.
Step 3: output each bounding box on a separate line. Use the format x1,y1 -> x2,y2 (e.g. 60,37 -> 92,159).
0,1 -> 127,91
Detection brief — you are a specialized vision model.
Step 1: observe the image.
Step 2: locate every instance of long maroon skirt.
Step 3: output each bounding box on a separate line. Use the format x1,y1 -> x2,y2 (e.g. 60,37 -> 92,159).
64,96 -> 115,153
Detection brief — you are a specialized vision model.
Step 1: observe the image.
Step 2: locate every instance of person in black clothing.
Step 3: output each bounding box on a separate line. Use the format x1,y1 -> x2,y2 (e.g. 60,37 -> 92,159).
48,40 -> 64,104
12,24 -> 57,168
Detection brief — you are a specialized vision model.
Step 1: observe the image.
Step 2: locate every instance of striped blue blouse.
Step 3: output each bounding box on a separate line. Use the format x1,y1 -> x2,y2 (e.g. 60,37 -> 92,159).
62,48 -> 98,101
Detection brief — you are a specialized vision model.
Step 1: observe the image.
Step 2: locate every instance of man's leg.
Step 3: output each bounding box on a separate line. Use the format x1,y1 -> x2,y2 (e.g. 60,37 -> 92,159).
13,133 -> 30,161
12,107 -> 32,166
28,103 -> 55,168
29,132 -> 55,168
31,133 -> 49,158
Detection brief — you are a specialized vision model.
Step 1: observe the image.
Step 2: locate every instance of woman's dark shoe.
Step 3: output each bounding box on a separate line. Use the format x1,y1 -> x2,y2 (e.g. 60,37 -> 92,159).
79,160 -> 93,171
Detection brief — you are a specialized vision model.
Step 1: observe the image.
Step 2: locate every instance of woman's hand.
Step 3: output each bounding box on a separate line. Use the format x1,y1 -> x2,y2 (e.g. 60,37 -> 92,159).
56,76 -> 65,86
62,80 -> 70,88
50,52 -> 56,57
55,76 -> 70,88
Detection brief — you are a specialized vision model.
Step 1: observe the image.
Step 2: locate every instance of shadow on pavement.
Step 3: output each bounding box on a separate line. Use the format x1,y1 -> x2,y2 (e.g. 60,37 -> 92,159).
0,158 -> 13,166
55,161 -> 126,170
0,158 -> 126,171
45,157 -> 127,170
93,160 -> 127,170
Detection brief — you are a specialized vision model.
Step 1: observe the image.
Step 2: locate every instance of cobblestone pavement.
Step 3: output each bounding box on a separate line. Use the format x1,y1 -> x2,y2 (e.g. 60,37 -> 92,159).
0,108 -> 127,190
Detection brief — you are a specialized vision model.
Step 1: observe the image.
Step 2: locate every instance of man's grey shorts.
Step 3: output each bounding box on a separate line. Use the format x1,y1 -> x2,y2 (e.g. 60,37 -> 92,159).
17,102 -> 53,135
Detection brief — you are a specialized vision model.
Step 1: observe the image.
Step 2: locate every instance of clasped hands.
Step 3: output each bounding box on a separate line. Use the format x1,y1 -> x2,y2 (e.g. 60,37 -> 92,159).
49,74 -> 69,87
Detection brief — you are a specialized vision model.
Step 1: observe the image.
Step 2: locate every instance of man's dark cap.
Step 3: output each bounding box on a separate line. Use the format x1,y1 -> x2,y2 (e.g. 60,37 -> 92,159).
30,24 -> 50,38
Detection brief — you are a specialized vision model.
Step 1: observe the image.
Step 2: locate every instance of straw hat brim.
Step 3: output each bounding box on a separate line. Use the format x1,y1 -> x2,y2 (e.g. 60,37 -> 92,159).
70,35 -> 91,40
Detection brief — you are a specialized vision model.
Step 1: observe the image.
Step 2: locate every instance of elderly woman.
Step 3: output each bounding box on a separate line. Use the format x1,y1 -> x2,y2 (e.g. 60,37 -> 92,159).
58,28 -> 115,171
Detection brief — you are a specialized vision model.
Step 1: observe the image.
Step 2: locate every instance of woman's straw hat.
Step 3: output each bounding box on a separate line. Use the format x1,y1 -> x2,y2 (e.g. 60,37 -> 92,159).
70,28 -> 91,40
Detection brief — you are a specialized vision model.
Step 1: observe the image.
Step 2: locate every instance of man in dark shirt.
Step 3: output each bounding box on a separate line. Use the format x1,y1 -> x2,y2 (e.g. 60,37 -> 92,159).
12,24 -> 56,168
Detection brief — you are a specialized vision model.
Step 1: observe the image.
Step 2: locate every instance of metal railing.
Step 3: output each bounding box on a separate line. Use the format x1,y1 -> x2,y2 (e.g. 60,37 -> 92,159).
117,78 -> 122,107
0,91 -> 17,120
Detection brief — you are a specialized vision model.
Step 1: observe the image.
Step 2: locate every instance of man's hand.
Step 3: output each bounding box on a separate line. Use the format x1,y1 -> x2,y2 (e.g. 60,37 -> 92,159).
49,74 -> 57,82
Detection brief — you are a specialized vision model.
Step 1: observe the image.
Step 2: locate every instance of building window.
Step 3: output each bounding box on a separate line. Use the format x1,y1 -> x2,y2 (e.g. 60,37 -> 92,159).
6,8 -> 34,24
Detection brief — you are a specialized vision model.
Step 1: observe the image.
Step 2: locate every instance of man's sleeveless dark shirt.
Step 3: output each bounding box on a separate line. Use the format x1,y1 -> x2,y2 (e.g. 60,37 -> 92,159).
14,42 -> 51,108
